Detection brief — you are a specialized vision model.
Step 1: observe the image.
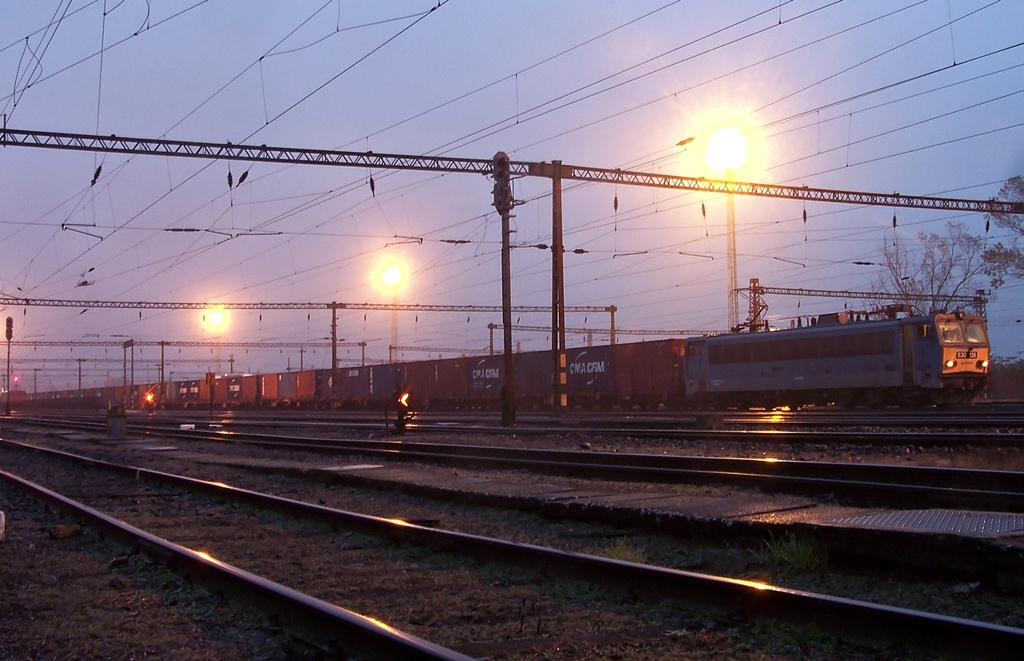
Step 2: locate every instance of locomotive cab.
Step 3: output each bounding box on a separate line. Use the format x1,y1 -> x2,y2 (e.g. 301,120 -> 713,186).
906,312 -> 989,404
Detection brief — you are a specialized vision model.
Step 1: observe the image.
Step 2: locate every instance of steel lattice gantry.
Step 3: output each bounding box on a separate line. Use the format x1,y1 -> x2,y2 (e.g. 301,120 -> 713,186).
0,298 -> 610,315
2,127 -> 1021,421
739,279 -> 989,329
2,128 -> 1021,214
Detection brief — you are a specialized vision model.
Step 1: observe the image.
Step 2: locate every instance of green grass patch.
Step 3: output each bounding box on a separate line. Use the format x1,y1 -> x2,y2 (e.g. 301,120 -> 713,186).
760,532 -> 828,571
599,537 -> 648,564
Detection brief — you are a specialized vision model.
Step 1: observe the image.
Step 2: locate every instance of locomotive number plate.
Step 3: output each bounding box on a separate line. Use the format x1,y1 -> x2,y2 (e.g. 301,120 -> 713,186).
955,350 -> 978,359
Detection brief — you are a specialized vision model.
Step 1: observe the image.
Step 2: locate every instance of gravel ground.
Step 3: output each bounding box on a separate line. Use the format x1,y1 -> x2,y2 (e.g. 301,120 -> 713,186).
0,482 -> 289,660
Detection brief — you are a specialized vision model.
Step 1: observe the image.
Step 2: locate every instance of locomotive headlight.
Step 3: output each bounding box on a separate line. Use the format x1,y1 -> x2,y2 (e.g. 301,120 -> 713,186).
979,359 -> 989,369
944,359 -> 956,369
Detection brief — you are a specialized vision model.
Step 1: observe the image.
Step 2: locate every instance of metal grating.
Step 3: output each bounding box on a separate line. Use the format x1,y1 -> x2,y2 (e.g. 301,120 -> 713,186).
831,510 -> 1024,537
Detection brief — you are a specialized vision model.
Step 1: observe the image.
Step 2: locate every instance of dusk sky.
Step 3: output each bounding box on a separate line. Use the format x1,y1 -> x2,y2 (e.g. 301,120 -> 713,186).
2,0 -> 1022,390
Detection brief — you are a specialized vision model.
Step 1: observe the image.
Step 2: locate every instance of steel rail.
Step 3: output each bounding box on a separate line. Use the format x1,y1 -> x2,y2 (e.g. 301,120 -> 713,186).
114,408 -> 1024,441
197,430 -> 1021,511
0,469 -> 475,661
19,409 -> 1024,443
63,406 -> 1024,432
13,415 -> 1024,511
720,405 -> 1024,424
3,442 -> 1023,660
238,432 -> 1021,509
410,419 -> 1024,446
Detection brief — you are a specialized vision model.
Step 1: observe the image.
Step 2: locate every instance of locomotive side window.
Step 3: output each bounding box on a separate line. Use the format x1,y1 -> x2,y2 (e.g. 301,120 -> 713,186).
916,324 -> 932,340
708,329 -> 896,364
964,321 -> 988,344
938,322 -> 964,343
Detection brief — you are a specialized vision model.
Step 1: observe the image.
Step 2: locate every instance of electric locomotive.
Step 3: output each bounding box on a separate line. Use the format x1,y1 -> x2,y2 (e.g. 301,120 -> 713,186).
683,310 -> 989,408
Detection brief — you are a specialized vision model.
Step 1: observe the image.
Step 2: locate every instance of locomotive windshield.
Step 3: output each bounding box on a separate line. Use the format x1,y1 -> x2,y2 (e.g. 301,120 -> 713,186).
937,318 -> 988,345
938,321 -> 964,343
964,320 -> 988,344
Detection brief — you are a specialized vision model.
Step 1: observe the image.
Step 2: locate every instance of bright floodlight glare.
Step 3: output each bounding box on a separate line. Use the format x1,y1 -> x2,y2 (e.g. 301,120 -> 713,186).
203,307 -> 228,332
705,127 -> 748,174
381,264 -> 403,288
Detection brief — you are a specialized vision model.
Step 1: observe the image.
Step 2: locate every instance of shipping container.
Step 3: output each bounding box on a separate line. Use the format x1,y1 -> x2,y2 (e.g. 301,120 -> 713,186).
515,351 -> 551,409
203,377 -> 222,406
277,371 -> 298,401
338,365 -> 372,407
565,345 -> 615,407
370,364 -> 402,407
259,374 -> 278,404
467,355 -> 503,408
612,339 -> 685,409
83,387 -> 106,408
403,357 -> 468,409
104,385 -> 127,407
241,374 -> 258,406
225,376 -> 244,403
296,370 -> 317,406
314,369 -> 332,406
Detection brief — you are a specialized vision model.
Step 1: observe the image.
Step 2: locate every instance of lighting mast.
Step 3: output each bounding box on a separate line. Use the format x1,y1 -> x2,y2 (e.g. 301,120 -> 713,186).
704,127 -> 749,333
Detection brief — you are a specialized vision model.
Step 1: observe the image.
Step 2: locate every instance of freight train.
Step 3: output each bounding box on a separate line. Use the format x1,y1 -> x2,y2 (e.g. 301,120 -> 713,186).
19,311 -> 989,412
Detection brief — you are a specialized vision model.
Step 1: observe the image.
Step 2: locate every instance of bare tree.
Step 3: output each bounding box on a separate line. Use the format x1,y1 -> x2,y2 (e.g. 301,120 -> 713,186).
876,221 -> 988,315
983,175 -> 1024,288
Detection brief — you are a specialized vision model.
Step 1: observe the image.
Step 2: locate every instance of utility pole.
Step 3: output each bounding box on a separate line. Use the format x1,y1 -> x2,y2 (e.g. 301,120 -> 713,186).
492,152 -> 516,426
330,303 -> 339,408
727,192 -> 739,331
122,339 -> 134,408
159,341 -> 166,404
550,160 -> 567,412
5,317 -> 12,416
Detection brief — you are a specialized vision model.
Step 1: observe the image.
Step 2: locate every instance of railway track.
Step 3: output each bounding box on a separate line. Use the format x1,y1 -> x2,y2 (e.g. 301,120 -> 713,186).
13,414 -> 1024,512
168,403 -> 1024,432
14,402 -> 1024,435
1,469 -> 472,661
3,439 -> 1023,660
14,407 -> 1024,447
712,404 -> 1024,431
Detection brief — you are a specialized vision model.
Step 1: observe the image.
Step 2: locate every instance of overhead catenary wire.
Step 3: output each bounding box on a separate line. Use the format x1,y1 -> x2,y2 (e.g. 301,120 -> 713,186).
2,2 -> 1021,367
